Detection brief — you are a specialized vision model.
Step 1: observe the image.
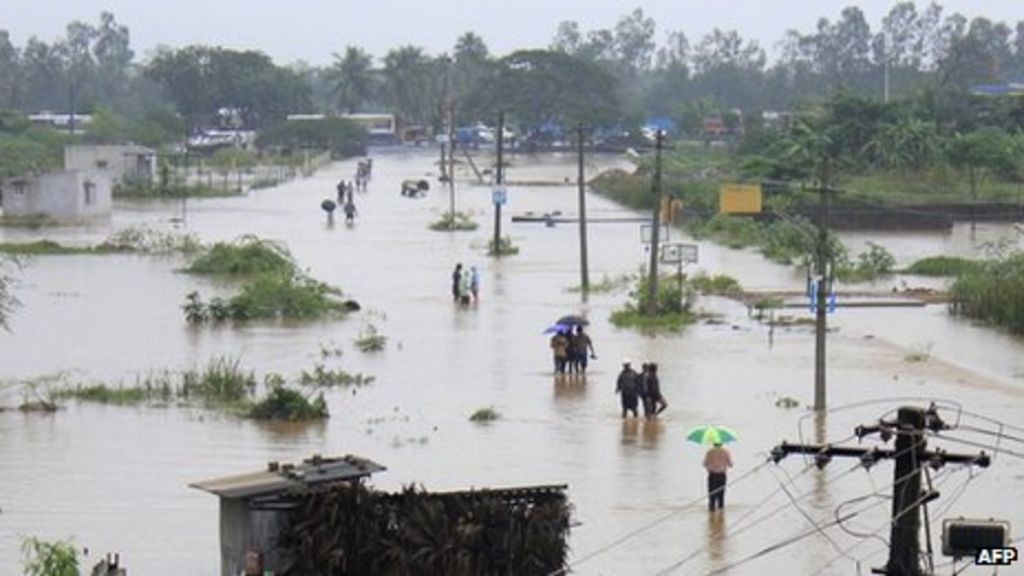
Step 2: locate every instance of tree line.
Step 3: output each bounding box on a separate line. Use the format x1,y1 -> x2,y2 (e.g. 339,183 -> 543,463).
0,4 -> 1023,139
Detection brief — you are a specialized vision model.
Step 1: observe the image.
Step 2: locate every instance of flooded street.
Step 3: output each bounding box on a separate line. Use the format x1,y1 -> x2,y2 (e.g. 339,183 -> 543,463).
2,150 -> 1023,575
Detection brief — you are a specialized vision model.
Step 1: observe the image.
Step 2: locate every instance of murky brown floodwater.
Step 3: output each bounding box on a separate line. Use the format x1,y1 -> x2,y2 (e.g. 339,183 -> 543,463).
2,150 -> 1023,575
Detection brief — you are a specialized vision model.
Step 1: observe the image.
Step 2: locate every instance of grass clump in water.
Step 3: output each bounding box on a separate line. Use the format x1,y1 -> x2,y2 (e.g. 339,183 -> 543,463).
180,356 -> 256,404
185,236 -> 294,276
904,256 -> 981,277
567,273 -> 635,294
689,273 -> 742,295
429,211 -> 478,231
0,227 -> 202,256
950,253 -> 1024,334
299,364 -> 374,388
469,406 -> 500,422
248,386 -> 328,421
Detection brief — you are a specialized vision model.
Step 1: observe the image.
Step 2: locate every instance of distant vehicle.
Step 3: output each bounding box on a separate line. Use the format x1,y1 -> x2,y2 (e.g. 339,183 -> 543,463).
455,123 -> 515,148
401,125 -> 433,146
285,113 -> 398,145
187,130 -> 254,151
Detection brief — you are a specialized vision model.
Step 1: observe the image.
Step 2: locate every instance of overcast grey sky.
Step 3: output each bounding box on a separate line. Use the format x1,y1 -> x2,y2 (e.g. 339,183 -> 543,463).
3,0 -> 1021,65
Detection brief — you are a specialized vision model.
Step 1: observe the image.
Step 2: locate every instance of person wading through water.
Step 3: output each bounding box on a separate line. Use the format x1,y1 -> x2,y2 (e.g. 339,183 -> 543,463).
703,442 -> 733,512
615,359 -> 640,418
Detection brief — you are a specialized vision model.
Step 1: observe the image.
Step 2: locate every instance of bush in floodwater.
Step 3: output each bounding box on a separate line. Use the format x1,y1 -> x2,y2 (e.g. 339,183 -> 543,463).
229,274 -> 345,320
469,406 -> 500,422
429,211 -> 478,231
180,356 -> 256,404
354,324 -> 387,353
185,236 -> 295,276
21,536 -> 78,576
487,235 -> 519,256
248,386 -> 328,421
904,256 -> 981,277
610,272 -> 695,331
837,241 -> 896,282
950,253 -> 1024,334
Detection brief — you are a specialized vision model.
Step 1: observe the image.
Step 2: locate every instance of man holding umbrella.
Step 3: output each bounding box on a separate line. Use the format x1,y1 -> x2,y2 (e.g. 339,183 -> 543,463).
688,425 -> 736,512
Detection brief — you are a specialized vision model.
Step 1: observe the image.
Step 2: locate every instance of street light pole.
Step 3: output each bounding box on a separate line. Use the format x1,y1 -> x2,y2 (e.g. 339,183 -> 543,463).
645,130 -> 665,316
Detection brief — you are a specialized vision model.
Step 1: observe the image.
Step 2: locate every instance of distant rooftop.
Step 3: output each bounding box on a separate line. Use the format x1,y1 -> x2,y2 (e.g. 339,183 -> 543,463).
190,454 -> 385,500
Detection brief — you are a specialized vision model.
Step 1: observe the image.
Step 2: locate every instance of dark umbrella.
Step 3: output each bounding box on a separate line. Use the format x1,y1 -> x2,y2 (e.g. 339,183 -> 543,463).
555,315 -> 589,327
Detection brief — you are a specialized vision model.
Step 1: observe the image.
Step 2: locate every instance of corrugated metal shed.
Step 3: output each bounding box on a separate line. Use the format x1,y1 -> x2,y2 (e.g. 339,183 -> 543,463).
190,455 -> 385,500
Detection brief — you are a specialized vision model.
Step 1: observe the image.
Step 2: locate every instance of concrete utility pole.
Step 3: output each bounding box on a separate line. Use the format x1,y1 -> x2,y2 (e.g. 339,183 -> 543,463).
577,124 -> 590,296
492,111 -> 504,254
645,130 -> 665,316
813,184 -> 833,411
772,405 -> 991,576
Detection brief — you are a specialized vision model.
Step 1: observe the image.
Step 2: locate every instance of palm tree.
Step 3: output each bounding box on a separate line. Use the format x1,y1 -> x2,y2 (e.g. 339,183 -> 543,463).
325,46 -> 376,114
381,46 -> 439,125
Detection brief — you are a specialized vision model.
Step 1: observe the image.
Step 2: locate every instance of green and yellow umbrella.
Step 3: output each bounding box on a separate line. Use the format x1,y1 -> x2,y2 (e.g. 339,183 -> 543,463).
686,425 -> 738,445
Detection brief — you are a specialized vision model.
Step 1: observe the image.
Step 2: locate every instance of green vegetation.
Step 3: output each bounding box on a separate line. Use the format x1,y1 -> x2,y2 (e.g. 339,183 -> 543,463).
98,226 -> 203,254
48,353 -> 371,421
0,113 -> 70,179
689,273 -> 742,295
180,356 -> 256,404
299,364 -> 374,388
469,406 -> 500,423
430,211 -> 479,231
354,324 -> 387,353
21,536 -> 78,576
248,387 -> 328,421
0,228 -> 201,256
904,256 -> 982,277
610,273 -> 694,331
487,235 -> 520,256
256,117 -> 367,158
181,236 -> 349,323
54,383 -> 157,405
836,242 -> 896,282
950,253 -> 1024,334
185,236 -> 294,276
183,274 -> 347,322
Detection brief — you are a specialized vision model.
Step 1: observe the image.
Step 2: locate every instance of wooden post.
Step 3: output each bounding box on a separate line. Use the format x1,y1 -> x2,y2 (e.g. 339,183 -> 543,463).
493,111 -> 504,255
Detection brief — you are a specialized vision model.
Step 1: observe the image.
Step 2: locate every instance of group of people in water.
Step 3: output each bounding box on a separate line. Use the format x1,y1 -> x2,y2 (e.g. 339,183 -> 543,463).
451,263 -> 481,305
548,326 -> 597,375
615,359 -> 669,420
330,159 -> 373,224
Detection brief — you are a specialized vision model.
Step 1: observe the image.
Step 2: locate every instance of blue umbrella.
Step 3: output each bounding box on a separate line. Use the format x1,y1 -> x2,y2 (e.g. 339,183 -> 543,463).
542,323 -> 571,335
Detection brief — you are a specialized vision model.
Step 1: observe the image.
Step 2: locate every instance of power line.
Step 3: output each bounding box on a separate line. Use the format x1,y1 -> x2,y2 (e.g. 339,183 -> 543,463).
547,458 -> 773,576
927,431 -> 1024,461
652,435 -> 931,576
810,465 -> 968,575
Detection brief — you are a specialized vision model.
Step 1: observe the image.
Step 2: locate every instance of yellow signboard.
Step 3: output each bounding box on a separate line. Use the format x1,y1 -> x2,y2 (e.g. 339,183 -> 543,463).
719,183 -> 763,214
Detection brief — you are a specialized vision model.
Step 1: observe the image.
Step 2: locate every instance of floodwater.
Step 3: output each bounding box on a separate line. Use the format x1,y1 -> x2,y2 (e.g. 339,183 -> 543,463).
1,150 -> 1023,575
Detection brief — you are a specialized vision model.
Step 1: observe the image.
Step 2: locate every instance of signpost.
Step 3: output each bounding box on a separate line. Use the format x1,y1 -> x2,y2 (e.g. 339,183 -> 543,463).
660,242 -> 699,304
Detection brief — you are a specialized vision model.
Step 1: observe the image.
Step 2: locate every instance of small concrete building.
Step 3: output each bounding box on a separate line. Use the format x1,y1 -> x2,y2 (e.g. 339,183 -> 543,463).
0,170 -> 112,221
64,144 -> 157,186
191,454 -> 385,576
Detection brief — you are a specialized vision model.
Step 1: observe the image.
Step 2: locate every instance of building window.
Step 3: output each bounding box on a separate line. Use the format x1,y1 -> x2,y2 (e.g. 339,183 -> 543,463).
13,181 -> 27,195
83,181 -> 96,205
